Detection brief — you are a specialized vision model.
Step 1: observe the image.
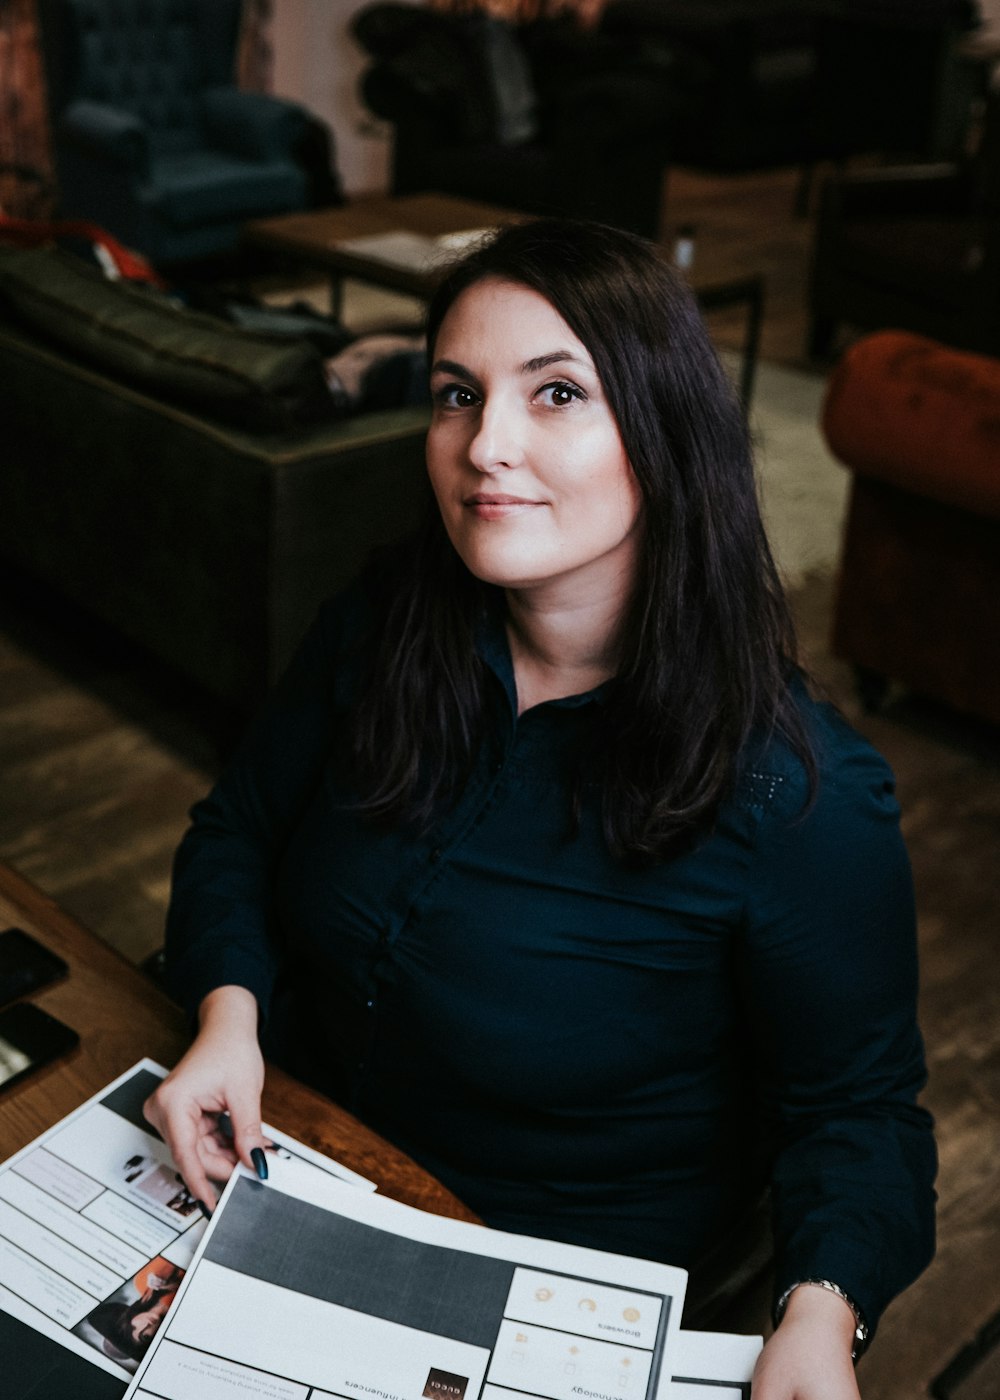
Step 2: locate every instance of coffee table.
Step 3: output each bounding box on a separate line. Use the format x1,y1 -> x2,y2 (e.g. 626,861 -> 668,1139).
245,193 -> 522,306
245,192 -> 763,409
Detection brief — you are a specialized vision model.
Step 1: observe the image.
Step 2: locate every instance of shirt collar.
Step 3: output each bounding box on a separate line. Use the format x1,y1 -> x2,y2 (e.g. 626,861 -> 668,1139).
474,591 -> 614,714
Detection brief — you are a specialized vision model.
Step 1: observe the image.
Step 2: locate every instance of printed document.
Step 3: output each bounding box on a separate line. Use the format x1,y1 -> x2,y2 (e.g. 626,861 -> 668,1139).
0,1059 -> 371,1385
1,1062 -> 762,1399
124,1153 -> 689,1400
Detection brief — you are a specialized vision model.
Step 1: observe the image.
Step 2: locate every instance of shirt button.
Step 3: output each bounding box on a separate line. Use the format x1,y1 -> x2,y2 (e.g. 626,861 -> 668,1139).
430,847 -> 442,863
366,999 -> 375,1009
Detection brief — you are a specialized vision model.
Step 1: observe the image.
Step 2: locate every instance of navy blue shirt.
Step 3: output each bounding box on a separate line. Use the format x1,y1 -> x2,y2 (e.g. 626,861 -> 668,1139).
166,586 -> 936,1334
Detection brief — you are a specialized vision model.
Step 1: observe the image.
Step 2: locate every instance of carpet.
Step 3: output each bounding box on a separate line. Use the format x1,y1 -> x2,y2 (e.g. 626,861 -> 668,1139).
739,355 -> 847,590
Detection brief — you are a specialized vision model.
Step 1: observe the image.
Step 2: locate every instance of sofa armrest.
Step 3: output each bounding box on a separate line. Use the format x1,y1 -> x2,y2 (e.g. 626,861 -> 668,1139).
352,2 -> 441,58
201,89 -> 309,163
822,330 -> 1000,521
61,100 -> 149,172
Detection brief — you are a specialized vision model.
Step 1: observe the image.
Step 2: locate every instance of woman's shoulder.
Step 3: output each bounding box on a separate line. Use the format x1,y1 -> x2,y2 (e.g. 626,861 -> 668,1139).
736,674 -> 900,832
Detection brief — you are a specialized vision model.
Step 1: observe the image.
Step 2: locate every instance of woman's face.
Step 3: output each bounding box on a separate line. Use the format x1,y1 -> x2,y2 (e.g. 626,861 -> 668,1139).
129,1292 -> 172,1344
426,279 -> 641,605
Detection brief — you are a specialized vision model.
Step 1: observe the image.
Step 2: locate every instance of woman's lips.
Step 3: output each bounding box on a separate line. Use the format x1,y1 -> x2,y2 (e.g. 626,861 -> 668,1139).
464,493 -> 542,519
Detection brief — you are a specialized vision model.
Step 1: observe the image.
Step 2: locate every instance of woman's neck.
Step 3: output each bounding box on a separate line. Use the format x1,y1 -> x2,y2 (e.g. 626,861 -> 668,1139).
505,585 -> 628,714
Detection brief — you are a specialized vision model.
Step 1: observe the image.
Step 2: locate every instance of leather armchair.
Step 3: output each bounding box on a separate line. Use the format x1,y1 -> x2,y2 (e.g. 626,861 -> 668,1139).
822,329 -> 1000,727
352,4 -> 675,239
39,0 -> 324,266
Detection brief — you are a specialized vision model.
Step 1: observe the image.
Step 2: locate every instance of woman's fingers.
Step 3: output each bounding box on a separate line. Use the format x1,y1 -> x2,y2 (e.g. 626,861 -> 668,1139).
142,986 -> 267,1210
226,1092 -> 272,1181
143,1087 -> 218,1211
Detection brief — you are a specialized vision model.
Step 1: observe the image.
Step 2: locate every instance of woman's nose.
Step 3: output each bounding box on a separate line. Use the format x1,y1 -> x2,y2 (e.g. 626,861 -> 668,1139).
467,397 -> 525,473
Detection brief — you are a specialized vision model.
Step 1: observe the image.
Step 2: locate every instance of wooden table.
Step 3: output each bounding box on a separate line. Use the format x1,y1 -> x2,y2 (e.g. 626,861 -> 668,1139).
245,192 -> 524,305
245,192 -> 764,409
0,861 -> 476,1222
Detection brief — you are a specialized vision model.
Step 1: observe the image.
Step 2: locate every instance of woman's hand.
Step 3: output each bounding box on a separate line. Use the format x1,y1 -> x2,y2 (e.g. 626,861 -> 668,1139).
752,1284 -> 861,1400
143,985 -> 268,1211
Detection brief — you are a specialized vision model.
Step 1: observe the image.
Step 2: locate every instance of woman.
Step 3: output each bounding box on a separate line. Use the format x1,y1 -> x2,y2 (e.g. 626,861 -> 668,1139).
85,1262 -> 184,1368
146,219 -> 936,1399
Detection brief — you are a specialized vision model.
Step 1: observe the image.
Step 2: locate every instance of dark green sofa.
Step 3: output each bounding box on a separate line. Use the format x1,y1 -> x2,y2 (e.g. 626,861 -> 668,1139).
0,248 -> 430,710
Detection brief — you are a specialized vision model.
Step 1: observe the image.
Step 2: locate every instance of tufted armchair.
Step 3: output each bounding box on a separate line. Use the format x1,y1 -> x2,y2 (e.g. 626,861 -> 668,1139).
822,330 -> 1000,727
39,0 -> 316,265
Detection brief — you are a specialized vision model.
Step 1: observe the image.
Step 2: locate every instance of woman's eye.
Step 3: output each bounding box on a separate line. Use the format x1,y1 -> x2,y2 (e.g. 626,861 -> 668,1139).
434,384 -> 479,409
538,381 -> 584,407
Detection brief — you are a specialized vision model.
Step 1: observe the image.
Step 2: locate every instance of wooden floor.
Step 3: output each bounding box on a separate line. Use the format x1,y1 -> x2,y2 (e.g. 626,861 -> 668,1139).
2,167 -> 999,1397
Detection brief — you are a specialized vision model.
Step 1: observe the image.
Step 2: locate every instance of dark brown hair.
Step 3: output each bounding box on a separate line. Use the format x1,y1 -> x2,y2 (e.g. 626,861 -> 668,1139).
353,218 -> 813,858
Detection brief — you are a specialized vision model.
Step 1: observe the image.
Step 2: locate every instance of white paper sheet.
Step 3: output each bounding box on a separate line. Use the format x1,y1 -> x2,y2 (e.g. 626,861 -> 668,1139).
1,1059 -> 762,1399
333,228 -> 491,271
0,1059 -> 373,1381
124,1154 -> 688,1400
667,1327 -> 762,1399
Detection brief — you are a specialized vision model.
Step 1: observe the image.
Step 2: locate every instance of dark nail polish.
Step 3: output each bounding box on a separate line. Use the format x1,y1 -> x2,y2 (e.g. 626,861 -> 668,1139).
196,1200 -> 213,1220
251,1147 -> 269,1181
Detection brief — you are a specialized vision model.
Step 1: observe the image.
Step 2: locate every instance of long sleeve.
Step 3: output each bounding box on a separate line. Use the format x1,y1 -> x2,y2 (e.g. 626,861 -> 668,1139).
738,719 -> 937,1337
164,594 -> 362,1026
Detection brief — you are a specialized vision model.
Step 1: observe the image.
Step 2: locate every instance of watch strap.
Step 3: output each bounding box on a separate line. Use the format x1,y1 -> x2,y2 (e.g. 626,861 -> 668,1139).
774,1277 -> 870,1363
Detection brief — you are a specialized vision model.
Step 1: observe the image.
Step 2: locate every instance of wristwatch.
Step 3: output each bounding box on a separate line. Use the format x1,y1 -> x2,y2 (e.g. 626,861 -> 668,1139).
774,1278 -> 870,1363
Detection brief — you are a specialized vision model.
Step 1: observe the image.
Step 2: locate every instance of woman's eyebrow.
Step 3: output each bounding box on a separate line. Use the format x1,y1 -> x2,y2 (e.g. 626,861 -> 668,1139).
430,358 -> 474,379
430,351 -> 590,379
521,350 -> 589,374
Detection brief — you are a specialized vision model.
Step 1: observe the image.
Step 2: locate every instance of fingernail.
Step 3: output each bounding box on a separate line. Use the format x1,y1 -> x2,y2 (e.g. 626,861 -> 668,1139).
196,1200 -> 213,1220
251,1147 -> 269,1181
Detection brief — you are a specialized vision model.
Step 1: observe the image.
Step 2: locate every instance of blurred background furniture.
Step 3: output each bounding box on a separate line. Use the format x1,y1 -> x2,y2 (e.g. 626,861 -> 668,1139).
601,0 -> 982,212
808,80 -> 1000,358
351,2 -> 674,238
601,0 -> 826,177
0,244 -> 429,713
822,329 -> 1000,726
246,192 -> 765,408
245,192 -> 527,311
37,0 -> 339,266
808,0 -> 984,168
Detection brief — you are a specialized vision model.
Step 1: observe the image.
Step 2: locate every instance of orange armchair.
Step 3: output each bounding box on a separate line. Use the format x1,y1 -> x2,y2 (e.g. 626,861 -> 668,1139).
822,329 -> 1000,726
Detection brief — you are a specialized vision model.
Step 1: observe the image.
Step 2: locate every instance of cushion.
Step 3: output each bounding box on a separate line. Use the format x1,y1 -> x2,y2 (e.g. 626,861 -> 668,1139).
467,15 -> 538,145
821,330 -> 1000,521
150,150 -> 306,229
322,333 -> 429,414
0,247 -> 330,430
357,7 -> 538,148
